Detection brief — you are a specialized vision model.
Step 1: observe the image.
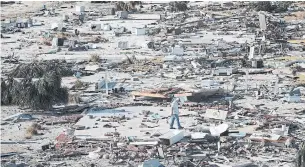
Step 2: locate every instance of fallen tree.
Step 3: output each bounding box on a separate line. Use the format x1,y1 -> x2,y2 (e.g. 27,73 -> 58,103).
9,60 -> 73,78
1,71 -> 68,110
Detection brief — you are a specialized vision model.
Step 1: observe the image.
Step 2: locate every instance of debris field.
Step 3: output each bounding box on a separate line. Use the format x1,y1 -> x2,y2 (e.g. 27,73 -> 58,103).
1,1 -> 305,167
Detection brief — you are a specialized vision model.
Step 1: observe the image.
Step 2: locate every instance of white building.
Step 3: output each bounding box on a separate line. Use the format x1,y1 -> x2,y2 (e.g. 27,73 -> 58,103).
134,28 -> 146,36
171,46 -> 184,56
76,6 -> 85,13
52,38 -> 58,48
103,24 -> 111,31
117,11 -> 128,19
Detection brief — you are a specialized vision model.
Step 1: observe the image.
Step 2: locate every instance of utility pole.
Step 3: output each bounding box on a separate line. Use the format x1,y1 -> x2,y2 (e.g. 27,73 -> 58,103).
274,75 -> 279,96
105,70 -> 108,95
245,70 -> 249,93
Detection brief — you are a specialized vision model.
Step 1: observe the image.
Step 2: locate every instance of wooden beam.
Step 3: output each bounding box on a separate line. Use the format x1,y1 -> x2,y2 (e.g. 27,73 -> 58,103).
174,93 -> 193,97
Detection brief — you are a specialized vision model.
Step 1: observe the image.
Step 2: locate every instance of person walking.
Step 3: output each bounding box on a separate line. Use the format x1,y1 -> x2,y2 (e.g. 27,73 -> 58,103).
169,97 -> 183,129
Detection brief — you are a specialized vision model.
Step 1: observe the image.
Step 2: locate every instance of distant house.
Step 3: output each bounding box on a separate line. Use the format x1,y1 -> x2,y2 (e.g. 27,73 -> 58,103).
163,55 -> 184,62
16,18 -> 32,28
1,19 -> 15,29
172,28 -> 182,35
52,38 -> 65,47
117,11 -> 128,19
103,24 -> 111,31
114,27 -> 126,34
118,41 -> 128,49
76,6 -> 85,13
171,46 -> 184,56
222,2 -> 234,8
100,8 -> 115,15
134,27 -> 146,35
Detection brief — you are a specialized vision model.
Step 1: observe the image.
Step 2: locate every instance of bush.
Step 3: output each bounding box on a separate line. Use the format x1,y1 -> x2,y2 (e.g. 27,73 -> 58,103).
25,123 -> 41,139
89,53 -> 100,63
68,93 -> 81,104
74,79 -> 85,89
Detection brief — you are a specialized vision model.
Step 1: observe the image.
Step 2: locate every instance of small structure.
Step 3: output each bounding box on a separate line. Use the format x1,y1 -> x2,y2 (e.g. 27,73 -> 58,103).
1,19 -> 16,28
114,27 -> 126,34
259,13 -> 267,31
222,2 -> 234,8
172,27 -> 182,35
171,46 -> 184,55
76,6 -> 85,13
100,8 -> 115,15
118,41 -> 128,49
103,24 -> 111,31
251,59 -> 264,68
16,18 -> 31,28
249,46 -> 255,60
117,11 -> 128,19
134,27 -> 146,36
62,14 -> 69,21
52,38 -> 64,47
